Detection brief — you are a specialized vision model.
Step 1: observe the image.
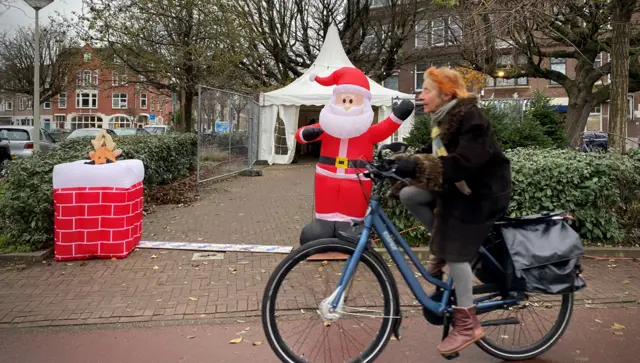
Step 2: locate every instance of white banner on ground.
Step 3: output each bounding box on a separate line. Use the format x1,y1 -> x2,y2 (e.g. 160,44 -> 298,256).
137,241 -> 293,254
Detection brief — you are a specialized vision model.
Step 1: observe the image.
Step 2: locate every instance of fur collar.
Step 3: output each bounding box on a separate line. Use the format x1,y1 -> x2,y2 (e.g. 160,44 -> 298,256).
432,97 -> 479,144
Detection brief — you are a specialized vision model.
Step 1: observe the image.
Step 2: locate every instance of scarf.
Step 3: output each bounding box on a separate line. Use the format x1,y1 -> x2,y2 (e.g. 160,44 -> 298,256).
429,99 -> 472,195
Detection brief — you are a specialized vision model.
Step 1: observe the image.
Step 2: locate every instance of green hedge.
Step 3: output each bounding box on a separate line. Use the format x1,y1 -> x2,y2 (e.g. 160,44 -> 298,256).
380,147 -> 640,246
0,134 -> 197,252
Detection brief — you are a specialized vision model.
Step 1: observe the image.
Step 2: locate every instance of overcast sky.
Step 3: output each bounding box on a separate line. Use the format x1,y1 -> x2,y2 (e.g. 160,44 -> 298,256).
0,0 -> 83,32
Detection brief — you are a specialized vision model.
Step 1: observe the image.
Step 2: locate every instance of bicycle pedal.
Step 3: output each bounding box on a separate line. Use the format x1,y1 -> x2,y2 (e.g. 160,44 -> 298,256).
441,352 -> 460,360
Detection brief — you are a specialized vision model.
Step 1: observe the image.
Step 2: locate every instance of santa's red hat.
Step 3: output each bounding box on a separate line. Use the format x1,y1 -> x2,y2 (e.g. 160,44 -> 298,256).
309,67 -> 372,100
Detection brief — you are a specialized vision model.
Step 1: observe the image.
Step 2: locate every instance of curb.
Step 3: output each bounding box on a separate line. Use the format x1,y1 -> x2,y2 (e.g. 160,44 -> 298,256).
374,246 -> 640,260
0,247 -> 53,263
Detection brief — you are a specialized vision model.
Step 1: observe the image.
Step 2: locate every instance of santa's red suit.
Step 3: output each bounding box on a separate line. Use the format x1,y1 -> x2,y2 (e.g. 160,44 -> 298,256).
296,67 -> 414,228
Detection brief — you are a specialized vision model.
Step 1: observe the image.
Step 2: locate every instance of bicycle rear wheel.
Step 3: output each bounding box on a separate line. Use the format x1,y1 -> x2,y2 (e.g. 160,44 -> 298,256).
262,238 -> 400,363
474,289 -> 574,361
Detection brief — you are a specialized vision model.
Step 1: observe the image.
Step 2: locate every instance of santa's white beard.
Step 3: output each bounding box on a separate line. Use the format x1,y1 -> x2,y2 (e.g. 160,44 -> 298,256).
319,98 -> 374,139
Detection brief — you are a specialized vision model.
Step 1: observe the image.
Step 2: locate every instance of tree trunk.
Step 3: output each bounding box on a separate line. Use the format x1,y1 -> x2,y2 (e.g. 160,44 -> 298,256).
564,96 -> 594,147
609,1 -> 634,153
184,89 -> 194,132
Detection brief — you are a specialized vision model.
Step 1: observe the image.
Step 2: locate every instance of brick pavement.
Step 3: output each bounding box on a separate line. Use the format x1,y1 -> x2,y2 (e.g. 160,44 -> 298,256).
0,163 -> 639,328
142,162 -> 316,247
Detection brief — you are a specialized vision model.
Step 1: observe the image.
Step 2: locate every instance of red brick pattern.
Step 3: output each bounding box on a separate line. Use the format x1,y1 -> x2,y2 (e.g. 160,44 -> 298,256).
53,182 -> 144,261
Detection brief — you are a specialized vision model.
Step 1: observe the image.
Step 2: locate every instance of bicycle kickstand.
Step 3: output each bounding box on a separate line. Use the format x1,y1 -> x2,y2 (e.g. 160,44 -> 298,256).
441,312 -> 460,361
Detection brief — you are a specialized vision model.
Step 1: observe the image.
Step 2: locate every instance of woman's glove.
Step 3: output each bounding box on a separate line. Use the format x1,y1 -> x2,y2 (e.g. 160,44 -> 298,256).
394,159 -> 418,179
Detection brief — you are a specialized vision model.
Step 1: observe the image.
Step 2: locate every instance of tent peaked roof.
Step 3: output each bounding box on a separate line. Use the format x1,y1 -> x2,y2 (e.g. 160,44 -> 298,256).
260,24 -> 414,107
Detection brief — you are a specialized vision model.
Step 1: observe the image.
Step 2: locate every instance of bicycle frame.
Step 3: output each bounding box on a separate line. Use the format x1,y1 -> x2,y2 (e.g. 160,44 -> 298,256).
330,195 -> 520,316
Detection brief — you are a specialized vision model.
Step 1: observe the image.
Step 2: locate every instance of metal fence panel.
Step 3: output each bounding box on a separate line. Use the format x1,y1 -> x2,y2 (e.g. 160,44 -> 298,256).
196,85 -> 260,185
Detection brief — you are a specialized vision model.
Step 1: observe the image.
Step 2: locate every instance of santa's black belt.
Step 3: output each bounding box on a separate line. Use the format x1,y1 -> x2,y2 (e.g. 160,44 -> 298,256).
318,155 -> 368,169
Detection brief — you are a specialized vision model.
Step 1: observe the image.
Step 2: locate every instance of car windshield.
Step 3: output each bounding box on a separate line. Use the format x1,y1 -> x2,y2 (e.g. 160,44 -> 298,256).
69,129 -> 102,138
0,128 -> 30,141
144,127 -> 165,134
114,129 -> 137,136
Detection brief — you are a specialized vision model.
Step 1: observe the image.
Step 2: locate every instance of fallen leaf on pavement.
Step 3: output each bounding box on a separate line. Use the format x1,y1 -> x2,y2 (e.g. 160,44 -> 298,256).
187,336 -> 195,339
236,320 -> 245,323
111,258 -> 117,262
622,280 -> 630,284
153,266 -> 159,270
197,238 -> 204,241
321,260 -> 328,266
613,331 -> 624,336
151,255 -> 158,259
594,319 -> 603,323
611,323 -> 625,330
230,337 -> 243,344
323,321 -> 331,327
189,297 -> 198,301
253,341 -> 263,346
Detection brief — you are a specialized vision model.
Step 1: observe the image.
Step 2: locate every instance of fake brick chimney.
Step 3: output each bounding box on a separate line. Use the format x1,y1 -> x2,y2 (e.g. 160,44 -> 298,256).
52,160 -> 145,261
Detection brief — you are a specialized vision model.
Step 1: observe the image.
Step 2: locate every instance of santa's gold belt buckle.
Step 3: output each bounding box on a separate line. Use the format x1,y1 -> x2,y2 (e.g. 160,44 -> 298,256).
335,157 -> 349,169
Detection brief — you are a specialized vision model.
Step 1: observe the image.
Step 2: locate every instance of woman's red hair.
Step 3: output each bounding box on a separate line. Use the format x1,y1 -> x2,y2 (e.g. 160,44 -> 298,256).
424,66 -> 470,99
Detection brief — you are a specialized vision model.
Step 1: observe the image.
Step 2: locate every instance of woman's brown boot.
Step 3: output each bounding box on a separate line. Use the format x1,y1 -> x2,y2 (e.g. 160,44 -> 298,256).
425,255 -> 446,275
437,306 -> 485,355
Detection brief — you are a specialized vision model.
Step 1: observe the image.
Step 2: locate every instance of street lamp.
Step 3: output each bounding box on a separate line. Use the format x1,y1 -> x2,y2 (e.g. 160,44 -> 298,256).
24,0 -> 54,153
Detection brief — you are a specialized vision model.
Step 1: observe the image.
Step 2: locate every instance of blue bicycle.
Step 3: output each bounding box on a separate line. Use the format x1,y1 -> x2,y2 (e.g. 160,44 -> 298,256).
262,143 -> 576,362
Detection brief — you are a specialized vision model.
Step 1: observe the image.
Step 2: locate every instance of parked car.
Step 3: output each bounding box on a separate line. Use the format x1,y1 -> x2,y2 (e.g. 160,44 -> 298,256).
0,126 -> 58,158
580,131 -> 608,152
67,128 -> 118,139
114,127 -> 150,136
144,125 -> 173,135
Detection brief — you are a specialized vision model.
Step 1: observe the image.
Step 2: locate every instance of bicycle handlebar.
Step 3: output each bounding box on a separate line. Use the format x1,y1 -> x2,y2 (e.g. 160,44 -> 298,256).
357,158 -> 409,186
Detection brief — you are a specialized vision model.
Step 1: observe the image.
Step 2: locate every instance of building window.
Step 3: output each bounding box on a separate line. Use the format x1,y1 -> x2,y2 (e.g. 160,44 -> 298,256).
382,72 -> 399,90
55,115 -> 66,130
44,102 -> 51,109
113,72 -> 119,86
109,115 -> 131,129
18,98 -> 25,110
447,17 -> 462,44
415,63 -> 428,91
84,52 -> 92,62
112,93 -> 128,109
594,53 -> 602,68
83,70 -> 92,87
6,101 -> 12,111
70,115 -> 103,130
140,93 -> 148,109
76,71 -> 82,86
151,95 -> 156,112
550,58 -> 566,85
431,19 -> 445,47
76,91 -> 98,109
415,20 -> 429,48
93,70 -> 99,86
27,99 -> 33,110
58,92 -> 67,108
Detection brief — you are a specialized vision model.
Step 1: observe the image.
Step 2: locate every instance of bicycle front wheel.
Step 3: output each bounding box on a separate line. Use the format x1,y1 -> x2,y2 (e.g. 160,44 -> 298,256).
262,239 -> 399,363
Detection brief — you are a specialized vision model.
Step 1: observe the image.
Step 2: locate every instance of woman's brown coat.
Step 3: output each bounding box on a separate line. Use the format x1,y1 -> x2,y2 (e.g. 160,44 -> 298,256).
393,97 -> 512,262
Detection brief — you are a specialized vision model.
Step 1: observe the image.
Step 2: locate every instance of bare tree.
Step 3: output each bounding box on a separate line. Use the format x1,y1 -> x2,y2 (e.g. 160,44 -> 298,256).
233,0 -> 432,87
449,0 -> 640,146
0,23 -> 79,104
77,0 -> 249,133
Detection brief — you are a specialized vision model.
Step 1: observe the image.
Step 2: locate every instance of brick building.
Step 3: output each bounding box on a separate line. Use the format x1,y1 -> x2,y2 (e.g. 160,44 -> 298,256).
0,44 -> 173,132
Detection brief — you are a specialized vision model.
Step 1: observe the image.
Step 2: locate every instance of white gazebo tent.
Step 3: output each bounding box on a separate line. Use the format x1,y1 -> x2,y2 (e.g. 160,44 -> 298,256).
258,24 -> 416,164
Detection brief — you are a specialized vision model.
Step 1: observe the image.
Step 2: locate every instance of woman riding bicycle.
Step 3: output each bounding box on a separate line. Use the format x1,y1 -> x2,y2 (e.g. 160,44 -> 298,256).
392,66 -> 512,356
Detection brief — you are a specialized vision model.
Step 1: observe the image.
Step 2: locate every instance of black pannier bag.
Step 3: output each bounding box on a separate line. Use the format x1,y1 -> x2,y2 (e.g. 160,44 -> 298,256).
498,212 -> 587,295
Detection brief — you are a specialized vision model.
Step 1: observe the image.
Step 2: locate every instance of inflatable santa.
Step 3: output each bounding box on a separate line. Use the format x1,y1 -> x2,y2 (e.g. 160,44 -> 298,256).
296,66 -> 414,244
